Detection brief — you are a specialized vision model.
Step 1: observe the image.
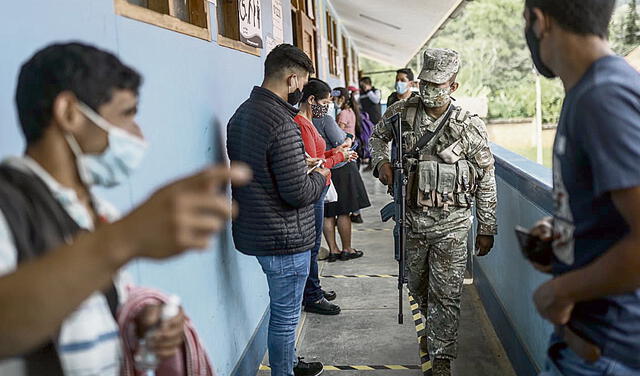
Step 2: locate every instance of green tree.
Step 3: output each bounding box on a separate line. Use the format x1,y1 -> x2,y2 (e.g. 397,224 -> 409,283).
420,0 -> 564,122
625,0 -> 640,48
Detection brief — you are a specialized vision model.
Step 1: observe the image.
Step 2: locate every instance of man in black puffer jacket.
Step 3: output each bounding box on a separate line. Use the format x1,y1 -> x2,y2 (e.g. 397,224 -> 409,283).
227,44 -> 328,376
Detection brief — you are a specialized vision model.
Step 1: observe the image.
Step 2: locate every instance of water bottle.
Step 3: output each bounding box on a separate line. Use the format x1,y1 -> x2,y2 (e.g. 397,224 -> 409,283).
134,295 -> 181,376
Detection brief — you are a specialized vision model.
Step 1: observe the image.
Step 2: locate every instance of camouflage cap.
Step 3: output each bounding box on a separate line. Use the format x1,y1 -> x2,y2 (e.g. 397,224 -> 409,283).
418,48 -> 460,84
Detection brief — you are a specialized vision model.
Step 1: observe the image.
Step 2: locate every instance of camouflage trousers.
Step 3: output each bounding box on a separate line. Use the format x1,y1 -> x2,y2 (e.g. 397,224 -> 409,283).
406,209 -> 472,361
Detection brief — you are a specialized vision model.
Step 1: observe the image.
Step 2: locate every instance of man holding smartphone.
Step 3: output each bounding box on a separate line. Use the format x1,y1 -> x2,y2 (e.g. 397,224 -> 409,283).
524,1 -> 640,374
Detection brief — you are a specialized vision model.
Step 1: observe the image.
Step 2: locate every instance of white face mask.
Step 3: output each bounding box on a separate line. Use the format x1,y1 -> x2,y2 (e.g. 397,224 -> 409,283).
396,81 -> 409,95
327,102 -> 336,119
66,102 -> 148,187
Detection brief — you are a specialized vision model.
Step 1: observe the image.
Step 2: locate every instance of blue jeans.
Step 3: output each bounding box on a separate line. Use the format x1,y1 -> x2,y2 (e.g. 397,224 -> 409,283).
303,186 -> 328,305
540,343 -> 640,376
257,251 -> 311,376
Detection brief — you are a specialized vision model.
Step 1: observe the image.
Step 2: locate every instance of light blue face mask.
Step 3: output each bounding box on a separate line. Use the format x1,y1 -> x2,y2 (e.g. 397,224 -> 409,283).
65,102 -> 148,187
395,81 -> 409,95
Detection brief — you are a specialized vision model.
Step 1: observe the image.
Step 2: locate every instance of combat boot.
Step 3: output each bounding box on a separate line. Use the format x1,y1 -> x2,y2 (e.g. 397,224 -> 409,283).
419,336 -> 428,354
432,359 -> 451,376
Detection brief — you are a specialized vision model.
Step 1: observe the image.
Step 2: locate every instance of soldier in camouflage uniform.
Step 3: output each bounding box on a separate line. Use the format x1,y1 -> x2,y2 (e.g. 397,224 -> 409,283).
370,48 -> 497,376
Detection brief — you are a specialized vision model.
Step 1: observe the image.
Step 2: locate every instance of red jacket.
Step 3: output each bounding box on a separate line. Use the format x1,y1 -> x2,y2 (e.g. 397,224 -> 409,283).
294,114 -> 345,185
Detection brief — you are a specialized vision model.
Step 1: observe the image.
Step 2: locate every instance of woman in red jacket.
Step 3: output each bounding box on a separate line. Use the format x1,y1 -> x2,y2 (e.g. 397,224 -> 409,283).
294,78 -> 357,316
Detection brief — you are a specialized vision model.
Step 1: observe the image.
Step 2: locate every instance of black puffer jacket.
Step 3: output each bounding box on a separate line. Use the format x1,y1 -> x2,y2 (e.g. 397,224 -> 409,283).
227,86 -> 326,256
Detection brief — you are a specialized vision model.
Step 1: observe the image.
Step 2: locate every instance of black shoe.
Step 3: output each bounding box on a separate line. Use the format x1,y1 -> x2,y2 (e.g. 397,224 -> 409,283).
294,358 -> 324,376
323,290 -> 337,301
350,214 -> 364,224
432,358 -> 451,376
304,298 -> 341,315
327,253 -> 340,263
340,249 -> 364,261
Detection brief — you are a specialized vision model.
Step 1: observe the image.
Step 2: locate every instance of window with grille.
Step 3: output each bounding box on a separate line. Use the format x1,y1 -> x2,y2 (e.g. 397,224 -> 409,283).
326,11 -> 339,76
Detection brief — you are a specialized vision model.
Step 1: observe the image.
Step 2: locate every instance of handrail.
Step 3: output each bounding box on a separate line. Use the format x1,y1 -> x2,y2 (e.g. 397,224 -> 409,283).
491,143 -> 553,213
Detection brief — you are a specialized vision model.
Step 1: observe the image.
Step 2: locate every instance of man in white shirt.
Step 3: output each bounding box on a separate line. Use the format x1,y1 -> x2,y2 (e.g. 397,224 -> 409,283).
0,42 -> 249,374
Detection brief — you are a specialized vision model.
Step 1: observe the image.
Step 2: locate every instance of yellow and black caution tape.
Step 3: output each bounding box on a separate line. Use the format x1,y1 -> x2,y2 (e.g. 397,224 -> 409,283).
321,274 -> 398,279
409,294 -> 433,375
259,364 -> 420,371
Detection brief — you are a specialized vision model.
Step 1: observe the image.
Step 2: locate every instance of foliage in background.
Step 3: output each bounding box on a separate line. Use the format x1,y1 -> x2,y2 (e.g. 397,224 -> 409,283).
611,0 -> 640,55
359,56 -> 397,103
420,0 -> 564,122
360,0 -> 638,123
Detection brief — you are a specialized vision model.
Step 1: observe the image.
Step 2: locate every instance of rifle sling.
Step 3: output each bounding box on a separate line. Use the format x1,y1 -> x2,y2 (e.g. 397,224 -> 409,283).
406,104 -> 454,159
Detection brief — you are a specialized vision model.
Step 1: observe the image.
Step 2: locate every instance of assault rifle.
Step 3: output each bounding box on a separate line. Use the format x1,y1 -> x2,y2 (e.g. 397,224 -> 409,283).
379,113 -> 407,325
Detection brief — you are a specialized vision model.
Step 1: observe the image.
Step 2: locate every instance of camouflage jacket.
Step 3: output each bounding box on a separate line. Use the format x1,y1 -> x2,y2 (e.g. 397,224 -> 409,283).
370,97 -> 498,236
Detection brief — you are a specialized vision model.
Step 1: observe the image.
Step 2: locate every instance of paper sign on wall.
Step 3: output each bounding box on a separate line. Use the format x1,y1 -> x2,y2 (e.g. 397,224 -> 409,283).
266,35 -> 277,54
272,0 -> 284,44
239,0 -> 263,48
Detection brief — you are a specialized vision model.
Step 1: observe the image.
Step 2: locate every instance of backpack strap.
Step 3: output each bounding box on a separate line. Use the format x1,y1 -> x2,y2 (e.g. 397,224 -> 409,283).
0,165 -> 120,373
402,96 -> 422,129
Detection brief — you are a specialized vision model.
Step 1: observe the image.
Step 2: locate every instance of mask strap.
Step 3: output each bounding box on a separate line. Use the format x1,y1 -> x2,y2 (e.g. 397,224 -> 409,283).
76,102 -> 114,133
64,132 -> 84,158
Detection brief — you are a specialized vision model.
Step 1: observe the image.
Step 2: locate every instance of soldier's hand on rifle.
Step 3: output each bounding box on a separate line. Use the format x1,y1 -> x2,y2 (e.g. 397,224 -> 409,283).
475,234 -> 495,256
378,162 -> 394,186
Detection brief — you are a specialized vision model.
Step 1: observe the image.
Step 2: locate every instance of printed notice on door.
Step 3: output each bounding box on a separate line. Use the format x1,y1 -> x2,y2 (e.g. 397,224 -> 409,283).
239,0 -> 263,48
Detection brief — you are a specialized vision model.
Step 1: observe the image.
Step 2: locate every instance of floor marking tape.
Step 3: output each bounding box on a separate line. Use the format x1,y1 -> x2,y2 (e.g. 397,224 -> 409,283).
353,228 -> 393,232
321,274 -> 398,279
408,294 -> 433,376
259,364 -> 421,371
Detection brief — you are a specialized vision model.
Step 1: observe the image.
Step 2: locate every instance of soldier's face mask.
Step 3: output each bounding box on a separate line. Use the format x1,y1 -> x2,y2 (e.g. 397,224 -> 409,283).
525,9 -> 556,79
420,81 -> 453,108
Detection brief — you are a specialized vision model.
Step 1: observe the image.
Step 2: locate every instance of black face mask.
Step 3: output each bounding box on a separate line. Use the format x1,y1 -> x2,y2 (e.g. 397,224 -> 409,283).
525,11 -> 556,79
288,89 -> 303,106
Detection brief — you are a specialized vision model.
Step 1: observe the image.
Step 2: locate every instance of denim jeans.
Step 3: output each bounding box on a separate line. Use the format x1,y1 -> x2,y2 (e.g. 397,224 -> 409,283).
303,186 -> 329,305
257,251 -> 311,376
540,343 -> 640,376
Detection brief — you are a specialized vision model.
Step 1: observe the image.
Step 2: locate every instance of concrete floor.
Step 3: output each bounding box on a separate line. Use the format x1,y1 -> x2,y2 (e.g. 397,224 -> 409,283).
259,171 -> 515,376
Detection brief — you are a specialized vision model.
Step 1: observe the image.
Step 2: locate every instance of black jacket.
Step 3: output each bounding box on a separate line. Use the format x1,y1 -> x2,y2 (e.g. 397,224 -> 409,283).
227,86 -> 326,256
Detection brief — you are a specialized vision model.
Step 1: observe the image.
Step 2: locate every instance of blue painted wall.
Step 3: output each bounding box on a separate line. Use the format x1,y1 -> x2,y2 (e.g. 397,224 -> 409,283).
476,144 -> 554,371
0,1 -> 295,374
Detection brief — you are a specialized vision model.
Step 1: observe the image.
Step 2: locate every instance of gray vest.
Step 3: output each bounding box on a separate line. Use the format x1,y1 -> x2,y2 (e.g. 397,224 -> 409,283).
0,165 -> 118,375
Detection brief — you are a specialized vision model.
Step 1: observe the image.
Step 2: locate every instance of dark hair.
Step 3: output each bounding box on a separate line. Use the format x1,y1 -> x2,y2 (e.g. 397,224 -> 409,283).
265,43 -> 315,79
334,87 -> 363,137
301,78 -> 331,104
525,0 -> 615,38
359,77 -> 372,86
396,68 -> 415,81
15,42 -> 142,145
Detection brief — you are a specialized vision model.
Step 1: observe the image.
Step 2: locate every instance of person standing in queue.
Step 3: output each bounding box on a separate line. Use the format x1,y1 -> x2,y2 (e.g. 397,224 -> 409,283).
0,42 -> 249,374
358,77 -> 383,125
294,78 -> 358,316
226,44 -> 328,376
387,68 -> 419,108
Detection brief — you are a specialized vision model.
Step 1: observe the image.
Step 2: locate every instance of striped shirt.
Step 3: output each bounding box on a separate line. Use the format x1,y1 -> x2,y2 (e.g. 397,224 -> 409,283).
0,156 -> 128,375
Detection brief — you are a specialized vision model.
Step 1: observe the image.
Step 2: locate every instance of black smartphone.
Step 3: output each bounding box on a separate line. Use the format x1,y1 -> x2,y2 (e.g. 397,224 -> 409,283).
515,225 -> 553,266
